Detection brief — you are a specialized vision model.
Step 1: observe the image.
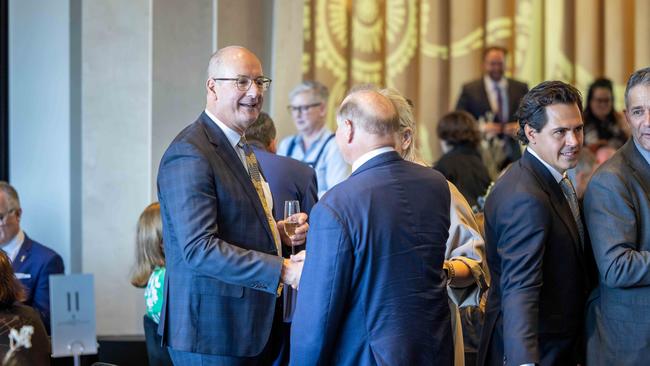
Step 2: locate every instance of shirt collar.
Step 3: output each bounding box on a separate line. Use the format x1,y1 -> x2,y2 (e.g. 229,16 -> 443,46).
352,147 -> 395,173
634,138 -> 650,166
526,147 -> 564,183
204,109 -> 243,149
484,74 -> 507,89
1,230 -> 25,263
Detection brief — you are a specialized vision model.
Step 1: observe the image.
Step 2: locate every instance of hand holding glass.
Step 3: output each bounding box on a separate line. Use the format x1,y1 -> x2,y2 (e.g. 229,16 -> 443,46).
284,200 -> 301,254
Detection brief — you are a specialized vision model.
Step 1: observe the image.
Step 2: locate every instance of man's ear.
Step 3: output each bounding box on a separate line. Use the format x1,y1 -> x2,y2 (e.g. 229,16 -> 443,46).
624,108 -> 633,128
345,119 -> 354,143
206,79 -> 217,99
524,124 -> 536,144
401,127 -> 413,151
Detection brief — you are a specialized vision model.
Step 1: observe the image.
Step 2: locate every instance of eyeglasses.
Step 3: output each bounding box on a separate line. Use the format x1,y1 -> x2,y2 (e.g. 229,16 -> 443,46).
287,102 -> 322,114
212,75 -> 272,91
0,209 -> 16,225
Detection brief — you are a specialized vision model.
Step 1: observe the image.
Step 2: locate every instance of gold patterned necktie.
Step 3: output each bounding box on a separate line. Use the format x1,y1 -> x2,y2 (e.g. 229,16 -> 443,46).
238,137 -> 282,257
559,175 -> 584,249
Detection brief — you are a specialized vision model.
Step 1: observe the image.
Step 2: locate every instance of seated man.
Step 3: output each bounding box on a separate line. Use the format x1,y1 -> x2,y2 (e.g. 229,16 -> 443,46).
0,181 -> 64,334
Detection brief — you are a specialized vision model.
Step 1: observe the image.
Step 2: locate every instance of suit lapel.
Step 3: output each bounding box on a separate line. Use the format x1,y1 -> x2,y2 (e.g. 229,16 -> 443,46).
506,79 -> 519,121
478,79 -> 493,115
622,139 -> 650,198
522,152 -> 584,264
199,114 -> 275,245
11,235 -> 32,273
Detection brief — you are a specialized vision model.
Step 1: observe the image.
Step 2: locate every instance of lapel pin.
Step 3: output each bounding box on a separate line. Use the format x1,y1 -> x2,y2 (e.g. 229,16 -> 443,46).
20,255 -> 26,263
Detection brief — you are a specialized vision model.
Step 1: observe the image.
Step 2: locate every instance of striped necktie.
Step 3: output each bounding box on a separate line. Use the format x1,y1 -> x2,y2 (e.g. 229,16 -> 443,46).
559,175 -> 584,249
237,137 -> 282,257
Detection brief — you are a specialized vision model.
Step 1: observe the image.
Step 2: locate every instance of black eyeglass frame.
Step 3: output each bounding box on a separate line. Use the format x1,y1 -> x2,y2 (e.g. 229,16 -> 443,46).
212,75 -> 272,91
286,102 -> 323,114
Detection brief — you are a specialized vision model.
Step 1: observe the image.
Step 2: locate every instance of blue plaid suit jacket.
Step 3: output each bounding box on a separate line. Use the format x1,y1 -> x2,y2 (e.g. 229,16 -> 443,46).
156,112 -> 283,357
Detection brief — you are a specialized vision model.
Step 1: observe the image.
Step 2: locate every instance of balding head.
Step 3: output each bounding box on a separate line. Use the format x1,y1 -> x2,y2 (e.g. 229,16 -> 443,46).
335,89 -> 399,164
207,46 -> 260,79
338,89 -> 399,136
205,46 -> 266,134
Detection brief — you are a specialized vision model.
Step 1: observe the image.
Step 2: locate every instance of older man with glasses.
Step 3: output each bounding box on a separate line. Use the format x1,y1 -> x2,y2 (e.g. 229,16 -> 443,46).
0,181 -> 64,335
157,46 -> 309,365
278,80 -> 349,197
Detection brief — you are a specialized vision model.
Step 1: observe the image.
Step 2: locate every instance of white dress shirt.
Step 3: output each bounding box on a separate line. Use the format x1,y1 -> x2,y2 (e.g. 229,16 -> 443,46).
351,146 -> 395,173
484,75 -> 510,121
526,147 -> 563,183
1,230 -> 25,263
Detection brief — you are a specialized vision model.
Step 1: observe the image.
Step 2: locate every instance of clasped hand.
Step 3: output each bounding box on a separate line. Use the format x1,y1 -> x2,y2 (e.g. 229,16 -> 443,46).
281,250 -> 306,289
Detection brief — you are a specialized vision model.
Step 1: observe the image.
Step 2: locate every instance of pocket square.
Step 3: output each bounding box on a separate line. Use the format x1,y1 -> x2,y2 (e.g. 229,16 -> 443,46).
15,273 -> 31,280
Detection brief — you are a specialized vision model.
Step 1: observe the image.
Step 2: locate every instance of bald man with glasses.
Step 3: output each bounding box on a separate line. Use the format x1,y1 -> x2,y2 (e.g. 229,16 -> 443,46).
157,46 -> 309,365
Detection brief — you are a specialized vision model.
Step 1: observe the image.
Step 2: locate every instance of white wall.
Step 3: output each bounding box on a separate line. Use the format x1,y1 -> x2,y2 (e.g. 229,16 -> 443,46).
9,0 -> 73,271
81,0 -> 152,335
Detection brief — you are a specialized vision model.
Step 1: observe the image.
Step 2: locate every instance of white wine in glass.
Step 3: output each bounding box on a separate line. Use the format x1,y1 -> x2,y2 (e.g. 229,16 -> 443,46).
284,200 -> 301,254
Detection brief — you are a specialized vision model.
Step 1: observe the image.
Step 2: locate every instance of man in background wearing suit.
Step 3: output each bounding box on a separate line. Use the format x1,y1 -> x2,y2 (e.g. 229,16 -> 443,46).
291,89 -> 453,365
0,181 -> 64,334
456,46 -> 529,173
584,67 -> 650,365
157,46 -> 308,365
245,111 -> 318,364
245,112 -> 318,225
478,81 -> 592,366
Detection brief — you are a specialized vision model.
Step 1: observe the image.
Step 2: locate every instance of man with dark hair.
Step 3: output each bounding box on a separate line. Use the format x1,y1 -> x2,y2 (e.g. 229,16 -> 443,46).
245,112 -> 318,363
456,46 -> 530,173
291,89 -> 453,365
0,181 -> 64,334
584,67 -> 650,365
245,112 -> 318,225
478,81 -> 592,365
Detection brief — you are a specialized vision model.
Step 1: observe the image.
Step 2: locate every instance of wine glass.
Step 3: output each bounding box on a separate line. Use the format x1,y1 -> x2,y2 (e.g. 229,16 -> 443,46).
284,200 -> 301,254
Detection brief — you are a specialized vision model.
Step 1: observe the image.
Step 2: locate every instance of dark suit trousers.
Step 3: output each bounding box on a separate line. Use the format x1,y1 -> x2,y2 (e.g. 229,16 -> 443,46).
168,297 -> 285,366
484,317 -> 581,366
143,315 -> 173,366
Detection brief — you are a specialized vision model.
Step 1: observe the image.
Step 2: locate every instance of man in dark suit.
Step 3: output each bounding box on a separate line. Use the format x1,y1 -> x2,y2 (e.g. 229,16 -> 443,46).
157,46 -> 309,365
291,89 -> 453,365
245,112 -> 318,225
584,67 -> 650,365
0,181 -> 64,334
478,81 -> 592,366
456,46 -> 529,172
245,111 -> 318,364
